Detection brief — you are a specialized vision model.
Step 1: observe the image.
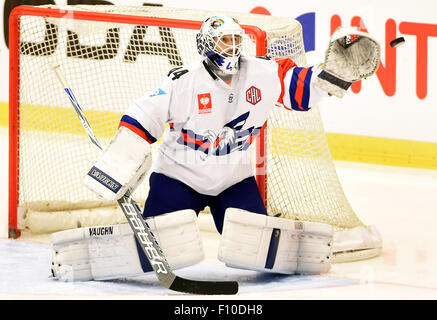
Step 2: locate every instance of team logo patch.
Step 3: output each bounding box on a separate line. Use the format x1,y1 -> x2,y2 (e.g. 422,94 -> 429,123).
246,86 -> 262,105
197,93 -> 212,114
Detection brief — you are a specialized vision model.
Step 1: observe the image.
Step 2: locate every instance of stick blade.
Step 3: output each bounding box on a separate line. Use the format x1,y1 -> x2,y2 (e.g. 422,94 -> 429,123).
170,276 -> 238,295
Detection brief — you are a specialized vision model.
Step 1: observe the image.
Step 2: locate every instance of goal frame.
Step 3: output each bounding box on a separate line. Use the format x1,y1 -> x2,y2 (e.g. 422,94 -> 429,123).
8,5 -> 269,238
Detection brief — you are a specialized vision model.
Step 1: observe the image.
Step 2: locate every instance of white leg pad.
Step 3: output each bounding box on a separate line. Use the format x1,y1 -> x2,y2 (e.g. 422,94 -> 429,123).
51,209 -> 204,281
218,208 -> 334,275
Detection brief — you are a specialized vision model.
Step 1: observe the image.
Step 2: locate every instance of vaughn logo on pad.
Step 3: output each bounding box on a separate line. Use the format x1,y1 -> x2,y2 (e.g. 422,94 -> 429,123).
88,226 -> 114,237
88,166 -> 121,193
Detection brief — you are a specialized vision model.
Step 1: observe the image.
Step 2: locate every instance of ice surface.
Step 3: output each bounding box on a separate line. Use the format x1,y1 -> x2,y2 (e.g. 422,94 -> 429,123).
0,238 -> 358,299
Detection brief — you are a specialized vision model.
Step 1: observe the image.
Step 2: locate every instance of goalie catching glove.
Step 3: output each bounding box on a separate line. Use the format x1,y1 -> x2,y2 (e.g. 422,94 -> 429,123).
83,126 -> 152,201
314,26 -> 381,98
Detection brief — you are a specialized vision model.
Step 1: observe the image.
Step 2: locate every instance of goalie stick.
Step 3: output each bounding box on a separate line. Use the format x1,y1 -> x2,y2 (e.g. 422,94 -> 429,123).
51,63 -> 238,295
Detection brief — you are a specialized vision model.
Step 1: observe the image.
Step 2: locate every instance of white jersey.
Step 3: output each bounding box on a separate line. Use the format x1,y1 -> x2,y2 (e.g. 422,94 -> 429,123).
120,56 -> 327,195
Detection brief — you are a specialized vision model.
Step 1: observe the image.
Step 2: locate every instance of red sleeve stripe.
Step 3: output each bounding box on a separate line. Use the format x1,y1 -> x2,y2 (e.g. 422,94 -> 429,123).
119,122 -> 153,144
118,115 -> 157,144
275,57 -> 297,105
289,67 -> 313,111
294,68 -> 309,110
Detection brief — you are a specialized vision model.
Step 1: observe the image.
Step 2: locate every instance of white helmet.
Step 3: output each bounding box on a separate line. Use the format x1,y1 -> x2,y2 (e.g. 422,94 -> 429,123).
196,15 -> 244,75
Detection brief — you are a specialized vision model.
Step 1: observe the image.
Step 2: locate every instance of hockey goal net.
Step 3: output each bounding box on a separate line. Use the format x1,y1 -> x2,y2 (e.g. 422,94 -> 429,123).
9,5 -> 382,262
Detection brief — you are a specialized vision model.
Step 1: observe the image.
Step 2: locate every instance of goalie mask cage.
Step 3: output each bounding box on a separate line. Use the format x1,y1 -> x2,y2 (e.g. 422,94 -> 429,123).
8,5 -> 382,262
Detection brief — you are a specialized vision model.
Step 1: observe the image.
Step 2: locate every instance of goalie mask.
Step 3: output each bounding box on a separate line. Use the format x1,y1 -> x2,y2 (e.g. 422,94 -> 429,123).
196,15 -> 244,75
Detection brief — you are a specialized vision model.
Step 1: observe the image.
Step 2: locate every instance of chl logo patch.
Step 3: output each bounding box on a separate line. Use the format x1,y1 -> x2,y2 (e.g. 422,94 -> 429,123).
246,86 -> 261,105
197,93 -> 212,114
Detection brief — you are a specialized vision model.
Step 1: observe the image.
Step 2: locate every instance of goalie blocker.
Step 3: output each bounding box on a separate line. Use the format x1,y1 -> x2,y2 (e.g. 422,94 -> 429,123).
51,210 -> 203,281
218,208 -> 334,274
82,126 -> 152,201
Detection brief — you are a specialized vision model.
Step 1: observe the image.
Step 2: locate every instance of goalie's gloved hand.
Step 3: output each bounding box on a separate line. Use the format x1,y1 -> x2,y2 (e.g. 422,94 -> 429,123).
82,126 -> 152,202
314,26 -> 381,98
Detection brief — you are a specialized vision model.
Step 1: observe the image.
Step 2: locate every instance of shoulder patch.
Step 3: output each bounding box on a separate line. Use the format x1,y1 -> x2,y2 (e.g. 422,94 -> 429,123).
149,88 -> 166,97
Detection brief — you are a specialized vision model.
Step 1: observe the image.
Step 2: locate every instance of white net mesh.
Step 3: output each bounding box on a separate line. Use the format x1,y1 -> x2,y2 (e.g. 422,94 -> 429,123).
11,5 -> 381,260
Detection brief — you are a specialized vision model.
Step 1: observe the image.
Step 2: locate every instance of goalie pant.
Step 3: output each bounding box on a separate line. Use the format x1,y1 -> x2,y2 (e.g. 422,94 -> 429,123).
143,171 -> 267,234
